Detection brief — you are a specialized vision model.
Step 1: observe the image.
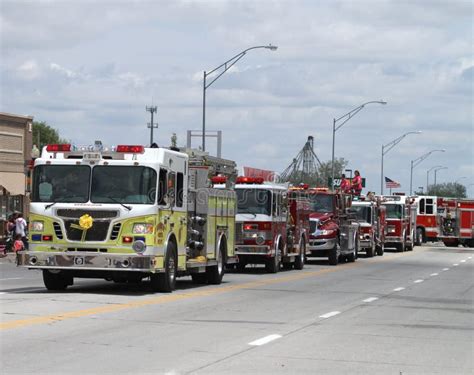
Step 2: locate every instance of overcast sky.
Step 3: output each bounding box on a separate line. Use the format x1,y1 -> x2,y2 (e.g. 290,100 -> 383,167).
1,0 -> 472,195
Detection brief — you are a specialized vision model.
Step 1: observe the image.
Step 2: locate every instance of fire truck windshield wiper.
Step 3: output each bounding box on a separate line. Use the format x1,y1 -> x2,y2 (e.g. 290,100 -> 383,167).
106,196 -> 132,211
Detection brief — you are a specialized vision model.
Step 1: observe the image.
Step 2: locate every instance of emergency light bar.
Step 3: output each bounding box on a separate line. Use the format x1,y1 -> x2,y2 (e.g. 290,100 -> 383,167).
116,145 -> 145,153
46,144 -> 71,152
236,176 -> 264,184
211,176 -> 227,184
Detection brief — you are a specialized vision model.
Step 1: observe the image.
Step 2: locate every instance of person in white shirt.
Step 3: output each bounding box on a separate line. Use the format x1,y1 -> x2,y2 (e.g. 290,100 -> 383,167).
15,213 -> 28,249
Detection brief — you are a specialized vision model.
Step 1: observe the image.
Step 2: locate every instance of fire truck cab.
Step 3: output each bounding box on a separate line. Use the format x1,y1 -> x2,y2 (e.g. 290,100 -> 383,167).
413,196 -> 439,244
308,188 -> 359,265
350,196 -> 386,257
381,195 -> 415,252
17,144 -> 237,292
220,177 -> 310,273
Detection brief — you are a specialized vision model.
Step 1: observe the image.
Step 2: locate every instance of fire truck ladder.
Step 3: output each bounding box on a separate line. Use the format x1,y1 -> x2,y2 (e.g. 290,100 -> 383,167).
279,136 -> 322,184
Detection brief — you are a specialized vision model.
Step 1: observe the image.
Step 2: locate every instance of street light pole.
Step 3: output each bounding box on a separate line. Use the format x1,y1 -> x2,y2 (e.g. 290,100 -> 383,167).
426,165 -> 442,192
409,149 -> 446,195
434,166 -> 448,185
331,100 -> 387,191
202,44 -> 277,152
380,131 -> 421,195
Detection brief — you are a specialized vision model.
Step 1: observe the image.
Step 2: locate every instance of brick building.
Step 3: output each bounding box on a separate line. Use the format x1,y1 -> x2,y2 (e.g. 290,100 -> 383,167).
0,112 -> 34,217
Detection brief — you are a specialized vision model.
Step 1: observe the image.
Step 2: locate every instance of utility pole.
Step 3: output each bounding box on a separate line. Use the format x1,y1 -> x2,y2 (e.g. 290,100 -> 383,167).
146,106 -> 158,145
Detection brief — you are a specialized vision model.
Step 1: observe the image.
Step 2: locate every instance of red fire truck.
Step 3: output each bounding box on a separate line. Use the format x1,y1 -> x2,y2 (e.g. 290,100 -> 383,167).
307,188 -> 359,265
350,197 -> 386,257
437,198 -> 474,247
215,177 -> 311,272
380,195 -> 415,252
413,196 -> 439,244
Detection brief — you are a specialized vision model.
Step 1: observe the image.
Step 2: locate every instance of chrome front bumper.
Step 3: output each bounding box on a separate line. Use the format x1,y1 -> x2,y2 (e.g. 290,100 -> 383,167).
16,251 -> 158,272
235,245 -> 271,256
309,237 -> 336,251
385,236 -> 403,243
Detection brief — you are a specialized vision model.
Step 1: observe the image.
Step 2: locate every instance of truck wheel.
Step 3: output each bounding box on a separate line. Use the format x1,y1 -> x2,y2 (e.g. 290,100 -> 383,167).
444,240 -> 459,247
266,248 -> 280,273
406,241 -> 414,251
294,239 -> 305,270
328,241 -> 339,266
207,244 -> 225,284
376,243 -> 384,256
150,242 -> 177,293
366,240 -> 375,258
347,238 -> 358,262
415,228 -> 423,246
43,270 -> 72,291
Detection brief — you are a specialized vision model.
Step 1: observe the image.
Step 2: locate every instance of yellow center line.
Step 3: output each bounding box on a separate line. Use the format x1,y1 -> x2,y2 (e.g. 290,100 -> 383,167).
0,250 -> 421,331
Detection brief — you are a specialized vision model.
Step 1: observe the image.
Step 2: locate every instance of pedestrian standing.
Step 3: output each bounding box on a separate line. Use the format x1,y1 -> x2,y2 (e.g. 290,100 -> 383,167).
15,213 -> 28,249
351,170 -> 363,196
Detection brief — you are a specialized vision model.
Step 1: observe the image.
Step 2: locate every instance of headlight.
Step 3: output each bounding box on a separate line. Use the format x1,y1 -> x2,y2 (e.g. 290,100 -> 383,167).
387,225 -> 396,233
319,229 -> 335,236
132,223 -> 154,234
30,221 -> 44,232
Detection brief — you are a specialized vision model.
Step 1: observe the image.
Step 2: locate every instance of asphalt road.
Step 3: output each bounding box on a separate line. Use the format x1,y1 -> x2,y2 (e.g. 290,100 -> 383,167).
1,244 -> 473,375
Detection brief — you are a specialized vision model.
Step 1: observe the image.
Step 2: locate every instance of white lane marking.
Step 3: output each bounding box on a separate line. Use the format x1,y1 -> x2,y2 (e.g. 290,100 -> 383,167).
460,260 -> 466,263
0,292 -> 5,295
442,268 -> 450,271
468,257 -> 472,259
430,273 -> 439,276
453,264 -> 459,266
393,287 -> 405,292
0,277 -> 23,281
363,297 -> 378,303
319,311 -> 341,319
248,334 -> 282,346
414,279 -> 424,283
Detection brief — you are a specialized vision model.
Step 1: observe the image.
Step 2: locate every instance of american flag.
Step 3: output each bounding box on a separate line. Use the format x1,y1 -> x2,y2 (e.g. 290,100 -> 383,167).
385,177 -> 401,188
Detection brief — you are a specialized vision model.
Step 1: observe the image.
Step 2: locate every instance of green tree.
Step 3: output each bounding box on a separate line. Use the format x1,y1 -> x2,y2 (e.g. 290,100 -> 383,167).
426,182 -> 466,198
32,121 -> 68,150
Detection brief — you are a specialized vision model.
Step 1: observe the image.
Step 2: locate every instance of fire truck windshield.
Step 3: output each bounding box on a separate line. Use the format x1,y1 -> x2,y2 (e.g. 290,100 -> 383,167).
32,165 -> 90,203
309,194 -> 333,213
32,165 -> 157,205
350,206 -> 372,223
385,204 -> 403,219
236,189 -> 272,215
91,166 -> 157,204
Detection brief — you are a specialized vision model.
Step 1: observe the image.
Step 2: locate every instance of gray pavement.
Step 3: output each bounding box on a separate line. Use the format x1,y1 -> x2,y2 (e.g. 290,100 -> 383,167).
1,244 -> 473,374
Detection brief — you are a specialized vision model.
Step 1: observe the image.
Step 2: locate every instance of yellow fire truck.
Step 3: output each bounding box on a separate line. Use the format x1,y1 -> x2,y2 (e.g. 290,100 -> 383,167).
17,143 -> 237,292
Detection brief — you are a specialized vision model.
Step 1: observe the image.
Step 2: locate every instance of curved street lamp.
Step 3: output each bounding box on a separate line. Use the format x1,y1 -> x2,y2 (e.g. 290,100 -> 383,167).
380,131 -> 421,194
426,165 -> 442,191
202,44 -> 278,152
410,149 -> 446,194
434,166 -> 448,185
331,100 -> 387,190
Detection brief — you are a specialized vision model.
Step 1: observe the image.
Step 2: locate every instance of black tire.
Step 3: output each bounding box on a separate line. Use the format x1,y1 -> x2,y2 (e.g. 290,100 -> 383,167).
266,248 -> 280,273
294,238 -> 305,270
415,228 -> 423,246
406,241 -> 414,251
366,239 -> 375,258
328,240 -> 339,266
43,270 -> 72,291
376,243 -> 384,256
395,243 -> 404,252
444,240 -> 459,248
150,242 -> 177,293
191,273 -> 208,284
347,238 -> 358,263
207,244 -> 225,285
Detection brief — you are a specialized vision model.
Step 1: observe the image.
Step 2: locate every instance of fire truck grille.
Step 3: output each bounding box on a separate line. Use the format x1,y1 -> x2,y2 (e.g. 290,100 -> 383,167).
110,223 -> 122,240
53,222 -> 63,239
56,209 -> 119,219
235,222 -> 244,244
64,220 -> 110,242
